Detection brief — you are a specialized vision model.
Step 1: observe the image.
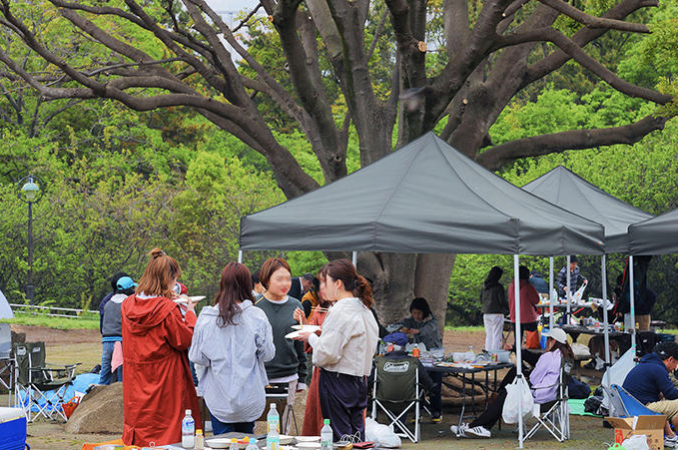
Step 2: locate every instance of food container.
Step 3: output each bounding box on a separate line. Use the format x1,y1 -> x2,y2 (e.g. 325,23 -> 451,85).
495,350 -> 511,363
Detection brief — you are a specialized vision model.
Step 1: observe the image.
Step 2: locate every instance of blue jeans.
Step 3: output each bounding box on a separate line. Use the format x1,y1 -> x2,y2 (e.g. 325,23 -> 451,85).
99,341 -> 122,385
210,411 -> 254,435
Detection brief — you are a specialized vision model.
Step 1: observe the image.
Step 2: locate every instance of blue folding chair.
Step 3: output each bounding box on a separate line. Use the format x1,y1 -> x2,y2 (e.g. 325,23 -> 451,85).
607,384 -> 662,417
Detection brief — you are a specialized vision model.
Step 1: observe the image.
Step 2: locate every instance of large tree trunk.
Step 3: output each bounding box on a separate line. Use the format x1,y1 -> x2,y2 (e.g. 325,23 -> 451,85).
357,252 -> 455,334
415,254 -> 456,336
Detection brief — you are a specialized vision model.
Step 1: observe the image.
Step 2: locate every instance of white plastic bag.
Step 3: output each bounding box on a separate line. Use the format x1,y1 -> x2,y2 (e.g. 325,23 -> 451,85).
621,434 -> 650,450
365,417 -> 401,448
602,348 -> 637,415
502,376 -> 534,424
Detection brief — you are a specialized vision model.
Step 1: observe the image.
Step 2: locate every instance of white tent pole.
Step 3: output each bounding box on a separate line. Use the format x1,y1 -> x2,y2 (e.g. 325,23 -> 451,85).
602,254 -> 610,365
549,257 -> 554,330
630,255 -> 636,350
514,254 -> 524,448
566,255 -> 571,323
238,250 -> 243,264
352,251 -> 358,267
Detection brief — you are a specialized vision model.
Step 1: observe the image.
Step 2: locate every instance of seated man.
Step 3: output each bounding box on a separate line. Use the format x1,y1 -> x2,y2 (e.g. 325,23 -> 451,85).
374,332 -> 441,422
622,342 -> 678,448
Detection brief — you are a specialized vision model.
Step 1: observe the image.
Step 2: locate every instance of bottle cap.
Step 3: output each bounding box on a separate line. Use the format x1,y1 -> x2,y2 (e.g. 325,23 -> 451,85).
231,438 -> 237,443
196,429 -> 203,435
185,409 -> 191,415
324,418 -> 330,424
250,438 -> 257,444
270,403 -> 277,409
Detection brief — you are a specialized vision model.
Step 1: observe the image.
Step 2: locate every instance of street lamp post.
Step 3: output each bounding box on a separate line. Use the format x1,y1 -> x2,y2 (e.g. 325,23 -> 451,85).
16,175 -> 43,305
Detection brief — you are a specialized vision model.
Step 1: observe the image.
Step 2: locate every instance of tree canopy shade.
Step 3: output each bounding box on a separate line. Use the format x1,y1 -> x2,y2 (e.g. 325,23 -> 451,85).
240,133 -> 605,256
522,166 -> 653,253
629,210 -> 678,255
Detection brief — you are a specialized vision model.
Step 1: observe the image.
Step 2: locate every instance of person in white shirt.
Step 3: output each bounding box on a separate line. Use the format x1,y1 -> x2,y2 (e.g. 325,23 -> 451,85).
296,259 -> 379,442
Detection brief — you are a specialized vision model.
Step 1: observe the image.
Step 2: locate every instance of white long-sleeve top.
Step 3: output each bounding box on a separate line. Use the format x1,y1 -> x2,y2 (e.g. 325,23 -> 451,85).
189,300 -> 275,423
308,297 -> 378,377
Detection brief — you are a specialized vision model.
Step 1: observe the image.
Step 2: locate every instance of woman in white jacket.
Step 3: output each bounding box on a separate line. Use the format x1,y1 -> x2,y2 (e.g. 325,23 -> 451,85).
297,259 -> 379,442
189,262 -> 275,435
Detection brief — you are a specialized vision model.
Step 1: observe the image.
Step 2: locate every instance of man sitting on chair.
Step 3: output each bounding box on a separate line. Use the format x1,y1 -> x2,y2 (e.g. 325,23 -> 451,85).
623,342 -> 678,448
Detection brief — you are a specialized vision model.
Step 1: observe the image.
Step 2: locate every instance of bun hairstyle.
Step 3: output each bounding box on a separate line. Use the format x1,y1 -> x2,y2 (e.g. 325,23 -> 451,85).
135,247 -> 182,299
321,259 -> 374,308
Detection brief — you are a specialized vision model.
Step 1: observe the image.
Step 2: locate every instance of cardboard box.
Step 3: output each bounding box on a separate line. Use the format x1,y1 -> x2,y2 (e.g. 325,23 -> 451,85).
607,415 -> 666,450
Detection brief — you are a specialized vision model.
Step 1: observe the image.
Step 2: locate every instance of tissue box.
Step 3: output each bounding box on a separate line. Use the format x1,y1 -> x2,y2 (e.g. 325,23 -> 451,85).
607,415 -> 666,450
0,407 -> 26,450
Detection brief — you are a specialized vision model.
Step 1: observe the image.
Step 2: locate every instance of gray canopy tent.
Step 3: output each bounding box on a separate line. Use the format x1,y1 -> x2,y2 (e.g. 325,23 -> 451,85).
240,132 -> 605,447
523,166 -> 653,357
629,208 -> 678,255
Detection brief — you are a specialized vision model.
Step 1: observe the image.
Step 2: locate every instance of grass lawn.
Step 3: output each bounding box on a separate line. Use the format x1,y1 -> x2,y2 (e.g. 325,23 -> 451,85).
1,313 -> 99,330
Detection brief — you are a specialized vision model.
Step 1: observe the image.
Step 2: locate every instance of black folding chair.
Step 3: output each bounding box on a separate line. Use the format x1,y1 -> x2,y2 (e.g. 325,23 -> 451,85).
371,355 -> 426,442
14,342 -> 80,421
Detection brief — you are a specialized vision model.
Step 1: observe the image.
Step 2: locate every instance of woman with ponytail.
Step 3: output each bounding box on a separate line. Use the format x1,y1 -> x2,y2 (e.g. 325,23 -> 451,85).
120,248 -> 201,446
296,259 -> 379,442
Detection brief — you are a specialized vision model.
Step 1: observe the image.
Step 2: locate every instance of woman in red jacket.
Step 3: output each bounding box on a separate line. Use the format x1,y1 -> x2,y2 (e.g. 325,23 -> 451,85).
508,265 -> 540,347
121,248 -> 201,446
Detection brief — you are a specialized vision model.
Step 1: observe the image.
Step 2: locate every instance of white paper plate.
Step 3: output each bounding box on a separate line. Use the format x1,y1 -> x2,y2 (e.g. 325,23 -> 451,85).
279,435 -> 295,445
285,330 -> 303,339
174,295 -> 206,304
291,325 -> 320,332
206,438 -> 244,449
296,442 -> 321,448
295,436 -> 321,442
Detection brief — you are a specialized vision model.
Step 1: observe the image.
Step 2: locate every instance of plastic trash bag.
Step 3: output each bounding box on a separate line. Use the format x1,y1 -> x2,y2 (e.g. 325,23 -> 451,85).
602,348 -> 636,414
502,376 -> 534,424
365,417 -> 401,448
621,434 -> 649,450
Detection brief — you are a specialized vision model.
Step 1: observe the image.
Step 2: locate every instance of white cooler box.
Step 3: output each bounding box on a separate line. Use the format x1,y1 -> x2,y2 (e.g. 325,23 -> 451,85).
0,407 -> 26,450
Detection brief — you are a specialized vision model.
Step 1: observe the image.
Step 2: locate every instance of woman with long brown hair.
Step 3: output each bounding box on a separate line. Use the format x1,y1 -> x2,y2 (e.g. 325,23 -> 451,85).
189,262 -> 275,435
296,259 -> 379,442
121,248 -> 200,446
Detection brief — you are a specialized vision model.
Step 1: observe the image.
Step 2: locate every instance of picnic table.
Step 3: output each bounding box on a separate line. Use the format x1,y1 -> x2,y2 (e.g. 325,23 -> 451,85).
425,361 -> 514,436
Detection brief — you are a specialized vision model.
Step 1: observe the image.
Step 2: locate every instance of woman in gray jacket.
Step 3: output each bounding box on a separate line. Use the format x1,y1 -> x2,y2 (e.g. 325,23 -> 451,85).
480,266 -> 508,352
189,262 -> 275,435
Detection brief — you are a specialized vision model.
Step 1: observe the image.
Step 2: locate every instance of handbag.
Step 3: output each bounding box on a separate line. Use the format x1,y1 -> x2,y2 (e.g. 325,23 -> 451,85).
525,329 -> 541,349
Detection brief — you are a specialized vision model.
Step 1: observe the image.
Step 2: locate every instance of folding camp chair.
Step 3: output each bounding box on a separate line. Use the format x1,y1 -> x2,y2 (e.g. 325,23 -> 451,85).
524,358 -> 573,442
604,384 -> 662,418
371,355 -> 425,443
14,342 -> 80,422
0,323 -> 14,406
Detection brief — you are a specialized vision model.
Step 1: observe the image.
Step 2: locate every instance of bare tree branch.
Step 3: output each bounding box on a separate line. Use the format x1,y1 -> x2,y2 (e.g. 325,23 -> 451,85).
477,114 -> 668,170
538,0 -> 650,33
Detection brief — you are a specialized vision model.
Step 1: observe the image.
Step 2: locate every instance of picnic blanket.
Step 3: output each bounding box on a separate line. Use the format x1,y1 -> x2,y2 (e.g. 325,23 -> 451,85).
568,398 -> 599,417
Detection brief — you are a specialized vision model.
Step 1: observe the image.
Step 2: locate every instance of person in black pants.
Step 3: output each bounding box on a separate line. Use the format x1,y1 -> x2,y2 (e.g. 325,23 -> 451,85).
451,328 -> 574,438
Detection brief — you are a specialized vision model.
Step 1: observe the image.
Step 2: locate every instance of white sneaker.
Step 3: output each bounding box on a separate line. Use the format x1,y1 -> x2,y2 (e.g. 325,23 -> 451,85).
465,425 -> 491,438
450,423 -> 469,437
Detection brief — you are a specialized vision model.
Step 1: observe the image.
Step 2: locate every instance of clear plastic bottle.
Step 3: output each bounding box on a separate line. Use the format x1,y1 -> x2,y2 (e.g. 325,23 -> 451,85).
229,438 -> 238,450
412,343 -> 420,358
267,403 -> 280,434
195,429 -> 204,450
320,418 -> 333,450
246,438 -> 258,450
181,409 -> 195,449
267,403 -> 280,450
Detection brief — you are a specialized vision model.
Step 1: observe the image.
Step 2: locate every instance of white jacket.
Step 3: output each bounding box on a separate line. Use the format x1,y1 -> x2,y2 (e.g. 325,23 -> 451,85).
309,297 -> 378,377
189,300 -> 275,423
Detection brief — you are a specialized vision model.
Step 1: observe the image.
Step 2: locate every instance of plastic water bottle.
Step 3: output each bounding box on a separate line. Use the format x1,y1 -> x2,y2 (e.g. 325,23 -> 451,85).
267,402 -> 280,433
181,409 -> 195,449
195,429 -> 204,450
229,438 -> 238,450
267,419 -> 280,450
246,438 -> 259,450
321,418 -> 333,450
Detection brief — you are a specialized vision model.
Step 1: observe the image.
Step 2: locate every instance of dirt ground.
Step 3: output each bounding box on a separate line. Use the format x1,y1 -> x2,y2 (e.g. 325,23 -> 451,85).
10,325 -> 615,450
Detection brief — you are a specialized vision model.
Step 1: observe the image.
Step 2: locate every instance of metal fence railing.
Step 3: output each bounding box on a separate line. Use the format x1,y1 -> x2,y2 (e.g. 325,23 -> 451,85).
9,303 -> 99,319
